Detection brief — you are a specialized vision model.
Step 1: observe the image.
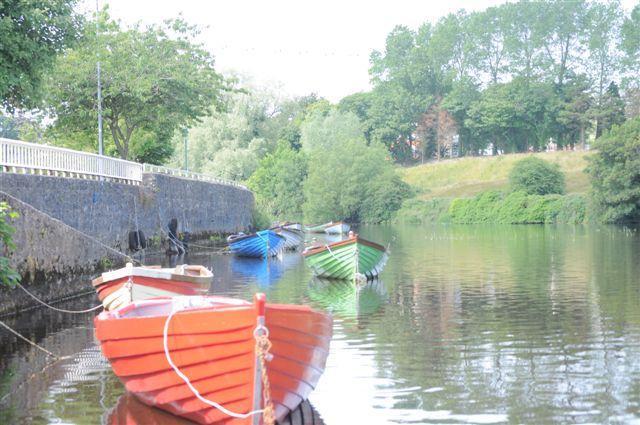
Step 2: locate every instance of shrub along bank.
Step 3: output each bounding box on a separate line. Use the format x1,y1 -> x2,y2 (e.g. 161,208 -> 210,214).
396,191 -> 589,224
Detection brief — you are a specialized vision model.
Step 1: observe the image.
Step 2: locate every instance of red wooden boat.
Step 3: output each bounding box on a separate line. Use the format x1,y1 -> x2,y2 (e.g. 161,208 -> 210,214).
92,263 -> 212,311
94,294 -> 332,424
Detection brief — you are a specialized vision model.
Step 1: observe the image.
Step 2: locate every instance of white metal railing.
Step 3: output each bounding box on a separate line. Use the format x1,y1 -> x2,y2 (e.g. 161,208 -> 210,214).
1,138 -> 143,184
142,163 -> 248,190
0,138 -> 248,189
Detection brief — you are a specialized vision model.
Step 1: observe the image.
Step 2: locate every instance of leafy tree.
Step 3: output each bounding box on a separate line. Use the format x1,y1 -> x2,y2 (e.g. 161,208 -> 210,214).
587,117 -> 640,223
468,7 -> 509,84
0,0 -> 82,110
247,142 -> 307,220
620,4 -> 640,88
428,11 -> 475,82
364,24 -> 446,162
465,78 -> 556,153
556,75 -> 593,148
586,1 -> 623,102
509,157 -> 565,195
441,78 -> 481,154
300,109 -> 364,152
0,116 -> 20,139
302,111 -> 409,223
594,81 -> 626,138
502,1 -> 545,81
46,11 -> 225,163
535,0 -> 589,86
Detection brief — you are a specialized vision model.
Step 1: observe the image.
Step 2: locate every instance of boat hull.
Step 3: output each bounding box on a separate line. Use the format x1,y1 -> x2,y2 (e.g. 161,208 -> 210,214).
274,227 -> 304,251
303,236 -> 387,281
324,222 -> 350,235
93,264 -> 212,311
95,295 -> 332,425
228,230 -> 285,258
282,222 -> 303,232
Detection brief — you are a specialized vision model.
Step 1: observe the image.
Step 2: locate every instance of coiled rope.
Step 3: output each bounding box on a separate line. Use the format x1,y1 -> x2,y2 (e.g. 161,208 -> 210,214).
162,308 -> 275,424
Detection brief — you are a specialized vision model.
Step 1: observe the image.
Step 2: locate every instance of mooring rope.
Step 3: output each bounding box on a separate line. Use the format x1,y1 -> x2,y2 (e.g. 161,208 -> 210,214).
162,308 -> 269,421
16,283 -> 103,314
0,318 -> 63,359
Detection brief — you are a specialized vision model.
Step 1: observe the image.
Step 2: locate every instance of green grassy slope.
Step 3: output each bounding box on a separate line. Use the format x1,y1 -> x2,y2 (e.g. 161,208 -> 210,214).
401,151 -> 592,199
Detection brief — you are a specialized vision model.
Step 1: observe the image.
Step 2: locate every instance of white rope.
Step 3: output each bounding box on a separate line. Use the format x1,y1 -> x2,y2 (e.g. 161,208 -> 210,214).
17,283 -> 103,314
0,318 -> 62,359
162,308 -> 264,420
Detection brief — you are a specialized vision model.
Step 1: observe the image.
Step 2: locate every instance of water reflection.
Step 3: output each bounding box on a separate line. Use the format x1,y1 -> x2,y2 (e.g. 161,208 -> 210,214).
105,392 -> 193,425
230,252 -> 301,287
307,278 -> 386,320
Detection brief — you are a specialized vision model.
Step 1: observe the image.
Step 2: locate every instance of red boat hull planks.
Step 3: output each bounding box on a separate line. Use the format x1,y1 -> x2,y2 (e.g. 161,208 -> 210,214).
96,296 -> 332,424
106,392 -> 325,425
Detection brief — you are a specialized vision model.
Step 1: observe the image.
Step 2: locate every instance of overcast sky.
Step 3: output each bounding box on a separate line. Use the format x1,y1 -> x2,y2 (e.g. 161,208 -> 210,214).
80,0 -> 638,102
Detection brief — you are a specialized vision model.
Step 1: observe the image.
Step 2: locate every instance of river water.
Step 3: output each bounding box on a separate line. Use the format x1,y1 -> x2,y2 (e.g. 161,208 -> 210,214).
1,224 -> 639,424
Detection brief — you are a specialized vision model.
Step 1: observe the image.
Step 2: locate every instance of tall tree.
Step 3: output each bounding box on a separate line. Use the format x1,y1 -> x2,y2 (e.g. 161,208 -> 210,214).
594,81 -> 626,137
46,11 -> 225,163
0,0 -> 82,110
502,1 -> 545,82
536,0 -> 589,86
556,75 -> 593,148
620,3 -> 640,89
468,7 -> 509,84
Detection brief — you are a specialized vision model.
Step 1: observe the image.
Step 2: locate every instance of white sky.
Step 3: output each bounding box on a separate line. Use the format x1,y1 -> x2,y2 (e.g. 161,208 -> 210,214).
80,0 -> 639,102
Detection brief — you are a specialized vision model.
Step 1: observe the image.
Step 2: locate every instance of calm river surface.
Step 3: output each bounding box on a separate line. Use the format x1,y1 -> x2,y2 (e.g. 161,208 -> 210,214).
1,224 -> 640,424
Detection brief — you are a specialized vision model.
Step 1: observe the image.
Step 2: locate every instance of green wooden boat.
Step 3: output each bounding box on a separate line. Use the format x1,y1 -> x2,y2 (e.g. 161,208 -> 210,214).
302,234 -> 388,281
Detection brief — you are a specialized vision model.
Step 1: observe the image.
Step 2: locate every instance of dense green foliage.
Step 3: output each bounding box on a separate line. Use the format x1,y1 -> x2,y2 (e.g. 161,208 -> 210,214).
509,157 -> 565,195
587,118 -> 640,223
0,202 -> 20,288
395,198 -> 453,223
448,191 -> 587,224
247,142 -> 308,220
302,110 -> 411,224
396,191 -> 588,224
0,0 -> 82,110
339,1 -> 637,162
46,11 -> 225,163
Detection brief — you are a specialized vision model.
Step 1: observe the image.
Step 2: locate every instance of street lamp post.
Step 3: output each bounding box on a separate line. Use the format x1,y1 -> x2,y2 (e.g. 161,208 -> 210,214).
182,127 -> 188,172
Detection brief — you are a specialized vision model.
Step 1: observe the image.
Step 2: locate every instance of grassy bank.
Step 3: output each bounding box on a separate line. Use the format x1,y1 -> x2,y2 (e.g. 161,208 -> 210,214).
401,151 -> 592,199
397,151 -> 593,224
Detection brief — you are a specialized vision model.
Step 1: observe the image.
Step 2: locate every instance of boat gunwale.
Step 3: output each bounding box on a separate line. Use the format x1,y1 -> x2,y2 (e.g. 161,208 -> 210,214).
302,236 -> 386,257
93,264 -> 213,288
226,230 -> 285,245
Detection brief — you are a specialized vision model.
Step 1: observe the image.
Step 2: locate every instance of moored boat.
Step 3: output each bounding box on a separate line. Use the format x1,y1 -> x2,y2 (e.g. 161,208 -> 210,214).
272,226 -> 304,251
305,221 -> 350,234
92,263 -> 212,311
323,221 -> 350,235
227,230 -> 286,258
305,222 -> 332,233
303,233 -> 388,281
282,222 -> 303,232
95,293 -> 332,425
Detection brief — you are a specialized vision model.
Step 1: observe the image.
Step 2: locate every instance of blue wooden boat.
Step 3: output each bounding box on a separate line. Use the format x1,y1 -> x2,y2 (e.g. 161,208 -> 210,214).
226,229 -> 286,258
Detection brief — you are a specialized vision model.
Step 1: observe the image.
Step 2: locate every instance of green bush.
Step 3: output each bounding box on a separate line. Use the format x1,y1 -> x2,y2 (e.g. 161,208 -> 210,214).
509,156 -> 565,195
360,173 -> 413,223
587,117 -> 640,223
0,202 -> 20,288
395,198 -> 453,223
447,190 -> 588,224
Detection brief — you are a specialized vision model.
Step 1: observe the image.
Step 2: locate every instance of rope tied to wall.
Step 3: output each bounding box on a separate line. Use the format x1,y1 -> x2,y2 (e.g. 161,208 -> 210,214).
16,283 -> 104,314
